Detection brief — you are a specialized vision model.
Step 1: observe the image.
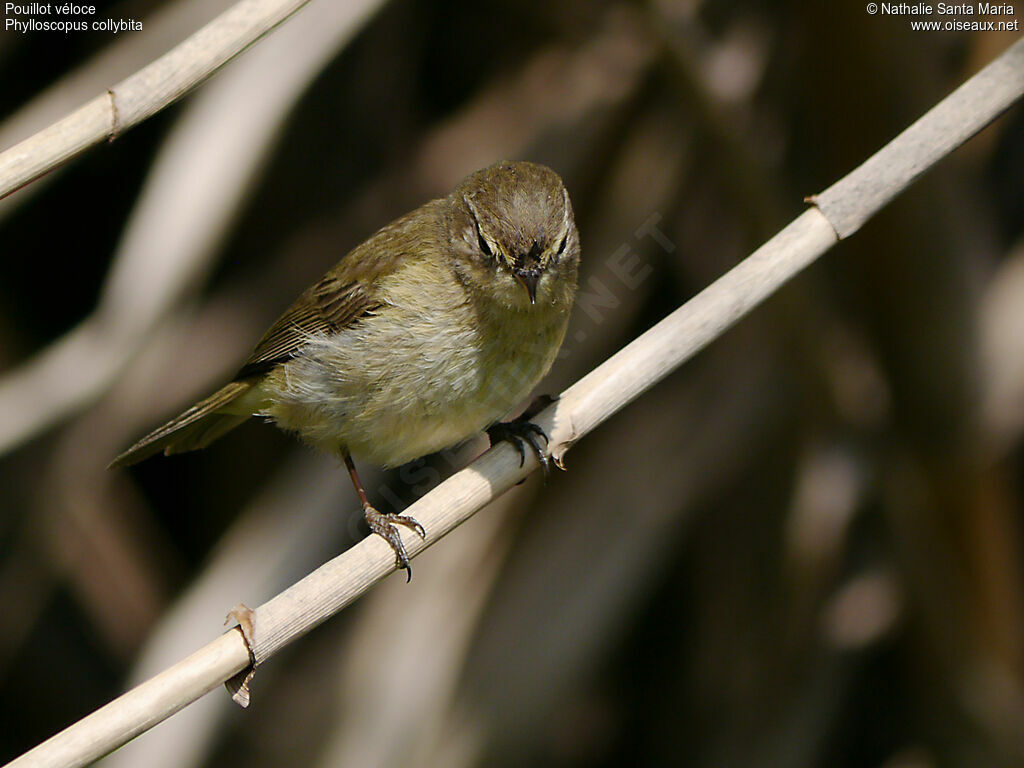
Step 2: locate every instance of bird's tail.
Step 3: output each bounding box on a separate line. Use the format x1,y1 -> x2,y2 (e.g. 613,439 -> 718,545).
109,380 -> 258,468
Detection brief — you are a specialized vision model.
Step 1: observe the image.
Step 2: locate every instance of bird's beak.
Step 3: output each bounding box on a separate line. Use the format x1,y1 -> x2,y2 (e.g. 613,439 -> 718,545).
514,270 -> 539,305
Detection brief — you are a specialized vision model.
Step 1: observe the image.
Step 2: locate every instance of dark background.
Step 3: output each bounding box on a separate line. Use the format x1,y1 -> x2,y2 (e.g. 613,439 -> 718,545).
1,1 -> 1023,766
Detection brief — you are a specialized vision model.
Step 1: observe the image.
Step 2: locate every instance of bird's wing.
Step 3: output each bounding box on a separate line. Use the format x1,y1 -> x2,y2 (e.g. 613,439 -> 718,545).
235,274 -> 381,378
233,201 -> 442,379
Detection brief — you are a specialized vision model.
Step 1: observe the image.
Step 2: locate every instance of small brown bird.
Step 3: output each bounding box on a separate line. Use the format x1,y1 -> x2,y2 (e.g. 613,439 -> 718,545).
112,161 -> 580,578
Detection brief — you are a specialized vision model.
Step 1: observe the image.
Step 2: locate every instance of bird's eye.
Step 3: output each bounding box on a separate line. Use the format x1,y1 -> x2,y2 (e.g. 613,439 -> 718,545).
555,234 -> 568,256
471,215 -> 493,257
477,230 -> 493,257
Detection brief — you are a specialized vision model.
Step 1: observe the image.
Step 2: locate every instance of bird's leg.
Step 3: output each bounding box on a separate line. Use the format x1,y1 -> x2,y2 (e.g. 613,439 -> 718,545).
486,394 -> 557,475
343,452 -> 425,582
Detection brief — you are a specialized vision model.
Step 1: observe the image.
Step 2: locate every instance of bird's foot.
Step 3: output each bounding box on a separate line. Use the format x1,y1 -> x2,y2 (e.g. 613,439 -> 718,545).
364,505 -> 426,582
487,412 -> 552,476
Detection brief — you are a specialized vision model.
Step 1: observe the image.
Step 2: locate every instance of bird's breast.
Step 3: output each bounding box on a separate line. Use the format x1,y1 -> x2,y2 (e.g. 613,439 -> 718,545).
262,271 -> 570,467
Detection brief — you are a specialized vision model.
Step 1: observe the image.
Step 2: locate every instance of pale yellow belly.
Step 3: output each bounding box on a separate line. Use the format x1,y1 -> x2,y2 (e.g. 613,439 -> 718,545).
259,304 -> 566,467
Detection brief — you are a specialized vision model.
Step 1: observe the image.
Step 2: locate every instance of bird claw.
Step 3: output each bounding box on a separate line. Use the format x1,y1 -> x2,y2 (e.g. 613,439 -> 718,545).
364,506 -> 426,582
487,418 -> 551,476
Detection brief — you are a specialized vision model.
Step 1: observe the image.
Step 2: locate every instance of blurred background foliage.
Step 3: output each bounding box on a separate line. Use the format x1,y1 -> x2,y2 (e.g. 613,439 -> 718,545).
1,1 -> 1023,766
